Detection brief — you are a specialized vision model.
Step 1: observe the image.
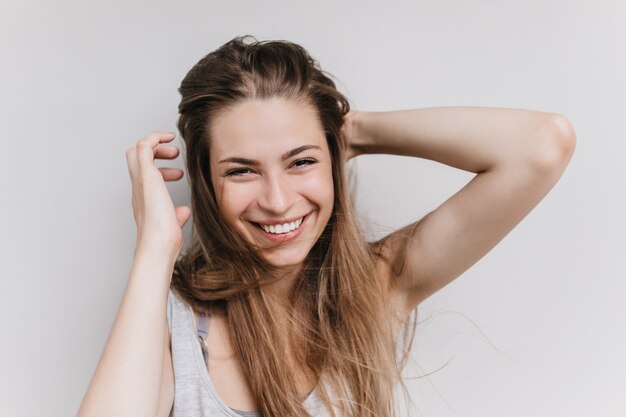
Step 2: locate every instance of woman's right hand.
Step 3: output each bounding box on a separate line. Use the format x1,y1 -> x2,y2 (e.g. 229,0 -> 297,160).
126,131 -> 191,256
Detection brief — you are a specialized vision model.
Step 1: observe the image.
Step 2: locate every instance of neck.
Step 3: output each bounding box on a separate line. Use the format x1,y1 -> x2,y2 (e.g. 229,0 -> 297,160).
263,263 -> 301,301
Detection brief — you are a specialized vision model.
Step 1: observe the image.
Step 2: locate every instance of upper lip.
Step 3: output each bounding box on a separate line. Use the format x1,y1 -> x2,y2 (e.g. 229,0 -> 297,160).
251,213 -> 309,226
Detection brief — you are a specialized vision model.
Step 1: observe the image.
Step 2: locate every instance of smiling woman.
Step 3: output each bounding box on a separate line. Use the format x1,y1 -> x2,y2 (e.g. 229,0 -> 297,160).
76,35 -> 575,417
167,37 -> 402,417
209,98 -> 334,270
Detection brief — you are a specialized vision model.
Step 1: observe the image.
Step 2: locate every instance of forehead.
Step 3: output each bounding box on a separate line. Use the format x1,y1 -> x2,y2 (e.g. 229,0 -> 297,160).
209,97 -> 327,159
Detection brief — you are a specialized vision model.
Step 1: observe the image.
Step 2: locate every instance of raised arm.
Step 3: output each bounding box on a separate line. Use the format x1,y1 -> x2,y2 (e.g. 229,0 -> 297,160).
344,107 -> 576,318
76,132 -> 190,417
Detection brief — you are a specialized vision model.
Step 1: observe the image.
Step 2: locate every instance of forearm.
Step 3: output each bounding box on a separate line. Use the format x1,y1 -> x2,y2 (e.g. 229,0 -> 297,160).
76,248 -> 175,417
349,106 -> 568,173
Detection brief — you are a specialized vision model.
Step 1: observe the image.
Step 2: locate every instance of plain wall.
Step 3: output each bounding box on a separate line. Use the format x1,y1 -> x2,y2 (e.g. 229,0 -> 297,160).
1,1 -> 624,416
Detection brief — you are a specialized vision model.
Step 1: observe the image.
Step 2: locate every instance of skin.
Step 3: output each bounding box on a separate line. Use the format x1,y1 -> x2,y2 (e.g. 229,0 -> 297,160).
78,100 -> 576,417
344,108 -> 576,322
208,97 -> 335,297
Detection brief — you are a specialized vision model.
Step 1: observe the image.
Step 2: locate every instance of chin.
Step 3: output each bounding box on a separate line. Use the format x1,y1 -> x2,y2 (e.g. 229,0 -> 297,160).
259,249 -> 309,269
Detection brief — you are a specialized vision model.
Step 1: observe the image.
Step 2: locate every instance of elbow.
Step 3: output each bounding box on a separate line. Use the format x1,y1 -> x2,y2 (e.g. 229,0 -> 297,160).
550,113 -> 577,159
529,113 -> 577,171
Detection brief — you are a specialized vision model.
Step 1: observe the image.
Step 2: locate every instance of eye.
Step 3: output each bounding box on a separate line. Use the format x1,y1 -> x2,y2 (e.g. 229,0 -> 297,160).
291,157 -> 318,168
224,167 -> 254,177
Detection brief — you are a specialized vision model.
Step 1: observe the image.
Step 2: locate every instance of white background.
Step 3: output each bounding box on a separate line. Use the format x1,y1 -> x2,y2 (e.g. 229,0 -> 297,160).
1,1 -> 624,416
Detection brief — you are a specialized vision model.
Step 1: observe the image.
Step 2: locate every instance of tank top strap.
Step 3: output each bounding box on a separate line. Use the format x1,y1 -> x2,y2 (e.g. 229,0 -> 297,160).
196,312 -> 210,367
197,312 -> 210,340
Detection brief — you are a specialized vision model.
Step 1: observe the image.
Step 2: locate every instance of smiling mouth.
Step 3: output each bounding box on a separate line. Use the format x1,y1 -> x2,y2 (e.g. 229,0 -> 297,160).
250,213 -> 310,235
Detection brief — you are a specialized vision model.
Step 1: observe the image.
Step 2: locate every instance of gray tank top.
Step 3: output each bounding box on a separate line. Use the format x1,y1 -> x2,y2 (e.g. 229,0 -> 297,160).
166,288 -> 341,417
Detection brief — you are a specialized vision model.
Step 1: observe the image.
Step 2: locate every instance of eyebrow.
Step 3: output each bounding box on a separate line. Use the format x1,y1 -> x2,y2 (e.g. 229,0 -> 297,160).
218,145 -> 322,166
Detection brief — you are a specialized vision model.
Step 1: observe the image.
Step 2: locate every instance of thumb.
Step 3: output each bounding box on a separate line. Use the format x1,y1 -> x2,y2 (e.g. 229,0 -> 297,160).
175,205 -> 192,228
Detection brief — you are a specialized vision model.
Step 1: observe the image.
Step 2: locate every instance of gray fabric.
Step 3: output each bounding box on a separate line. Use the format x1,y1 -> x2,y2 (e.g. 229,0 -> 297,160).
166,288 -> 337,417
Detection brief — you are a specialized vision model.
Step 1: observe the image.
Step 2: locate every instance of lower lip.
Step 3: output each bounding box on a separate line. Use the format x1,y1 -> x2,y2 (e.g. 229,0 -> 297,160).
252,213 -> 311,244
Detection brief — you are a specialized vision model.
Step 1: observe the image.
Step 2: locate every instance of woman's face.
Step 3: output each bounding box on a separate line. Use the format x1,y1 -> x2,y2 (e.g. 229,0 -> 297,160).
209,97 -> 334,268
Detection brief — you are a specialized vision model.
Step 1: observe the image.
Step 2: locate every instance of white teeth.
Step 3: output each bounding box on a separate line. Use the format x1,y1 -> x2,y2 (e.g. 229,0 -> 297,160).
260,217 -> 305,234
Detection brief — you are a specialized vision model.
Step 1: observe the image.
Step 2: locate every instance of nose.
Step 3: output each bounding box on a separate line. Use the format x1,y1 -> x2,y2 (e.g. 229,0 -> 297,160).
257,173 -> 294,215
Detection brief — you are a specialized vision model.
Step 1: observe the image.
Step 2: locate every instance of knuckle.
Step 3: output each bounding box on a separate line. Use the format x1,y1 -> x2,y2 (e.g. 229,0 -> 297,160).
137,135 -> 154,148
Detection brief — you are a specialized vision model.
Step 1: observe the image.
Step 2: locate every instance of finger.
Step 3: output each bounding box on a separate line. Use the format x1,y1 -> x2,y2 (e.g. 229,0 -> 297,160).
136,132 -> 176,177
136,131 -> 176,149
154,145 -> 180,160
158,167 -> 185,181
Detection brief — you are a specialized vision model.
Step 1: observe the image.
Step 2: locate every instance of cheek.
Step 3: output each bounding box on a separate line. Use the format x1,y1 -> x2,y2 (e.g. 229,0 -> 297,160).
215,182 -> 257,222
301,170 -> 334,209
322,165 -> 335,201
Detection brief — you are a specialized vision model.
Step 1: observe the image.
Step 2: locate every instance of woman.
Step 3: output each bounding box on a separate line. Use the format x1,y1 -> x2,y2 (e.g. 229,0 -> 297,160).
77,35 -> 576,417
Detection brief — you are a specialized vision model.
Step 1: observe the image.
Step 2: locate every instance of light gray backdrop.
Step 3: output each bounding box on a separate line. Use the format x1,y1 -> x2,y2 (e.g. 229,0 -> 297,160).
1,1 -> 624,416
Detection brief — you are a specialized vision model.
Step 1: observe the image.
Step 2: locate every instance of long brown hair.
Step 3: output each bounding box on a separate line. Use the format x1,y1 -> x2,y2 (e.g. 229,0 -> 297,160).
172,35 -> 416,417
